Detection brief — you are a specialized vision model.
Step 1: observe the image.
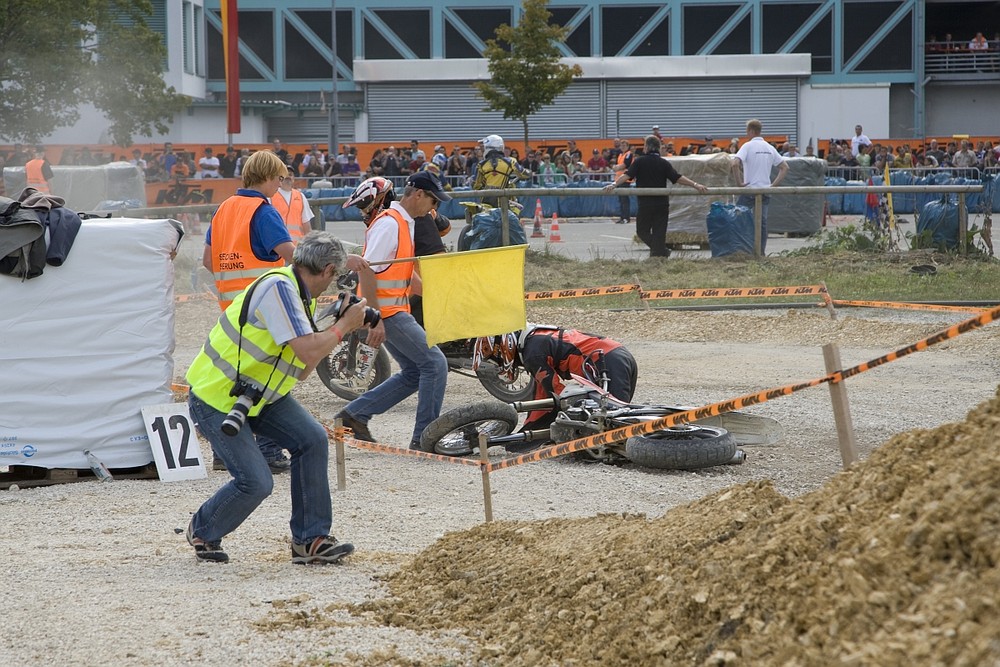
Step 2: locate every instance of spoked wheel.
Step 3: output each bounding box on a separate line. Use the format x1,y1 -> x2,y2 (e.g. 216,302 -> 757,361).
551,420 -> 629,465
315,330 -> 392,400
419,402 -> 519,457
625,425 -> 736,470
474,361 -> 536,402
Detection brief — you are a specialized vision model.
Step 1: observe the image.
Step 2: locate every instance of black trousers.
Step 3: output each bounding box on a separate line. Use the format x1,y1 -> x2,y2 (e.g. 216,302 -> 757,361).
617,195 -> 631,221
635,205 -> 670,257
602,347 -> 639,402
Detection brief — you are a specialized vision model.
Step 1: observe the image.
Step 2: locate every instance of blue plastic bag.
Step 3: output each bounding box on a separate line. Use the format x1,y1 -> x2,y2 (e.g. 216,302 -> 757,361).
918,196 -> 959,250
467,207 -> 527,250
706,201 -> 755,257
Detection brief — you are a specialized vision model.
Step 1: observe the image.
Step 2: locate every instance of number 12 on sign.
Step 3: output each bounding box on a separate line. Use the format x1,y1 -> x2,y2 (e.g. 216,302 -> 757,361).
141,403 -> 208,482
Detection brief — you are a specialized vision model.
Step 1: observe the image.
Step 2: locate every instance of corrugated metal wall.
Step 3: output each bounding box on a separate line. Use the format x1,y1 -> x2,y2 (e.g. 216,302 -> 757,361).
605,78 -> 799,143
364,78 -> 798,144
267,111 -> 356,144
366,81 -> 603,141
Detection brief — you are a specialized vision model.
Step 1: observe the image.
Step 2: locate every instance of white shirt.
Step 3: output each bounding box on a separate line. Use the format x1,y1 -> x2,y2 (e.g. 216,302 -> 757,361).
363,201 -> 415,274
735,137 -> 784,188
198,155 -> 221,178
274,188 -> 315,223
850,133 -> 872,157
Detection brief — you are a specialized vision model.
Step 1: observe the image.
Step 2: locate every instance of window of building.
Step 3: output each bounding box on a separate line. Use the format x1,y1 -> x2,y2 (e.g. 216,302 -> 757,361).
601,5 -> 665,56
683,4 -> 742,55
182,1 -> 193,75
364,9 -> 430,60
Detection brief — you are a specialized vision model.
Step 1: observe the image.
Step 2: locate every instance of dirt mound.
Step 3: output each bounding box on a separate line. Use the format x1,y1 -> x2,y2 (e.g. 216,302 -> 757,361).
363,387 -> 1000,665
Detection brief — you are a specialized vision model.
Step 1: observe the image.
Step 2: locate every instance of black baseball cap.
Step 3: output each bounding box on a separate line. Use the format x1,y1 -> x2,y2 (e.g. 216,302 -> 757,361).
406,171 -> 451,202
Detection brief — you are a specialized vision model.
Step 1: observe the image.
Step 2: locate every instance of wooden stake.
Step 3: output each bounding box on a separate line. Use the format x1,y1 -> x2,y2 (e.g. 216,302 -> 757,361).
334,417 -> 346,492
820,281 -> 838,320
822,343 -> 858,469
479,433 -> 493,523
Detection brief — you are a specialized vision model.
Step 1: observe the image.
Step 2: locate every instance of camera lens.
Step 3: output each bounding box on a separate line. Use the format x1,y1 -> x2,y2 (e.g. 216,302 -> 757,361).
221,394 -> 255,436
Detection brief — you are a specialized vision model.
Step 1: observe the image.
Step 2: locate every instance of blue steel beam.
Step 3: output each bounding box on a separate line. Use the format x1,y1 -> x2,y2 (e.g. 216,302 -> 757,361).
697,2 -> 753,56
842,0 -> 915,73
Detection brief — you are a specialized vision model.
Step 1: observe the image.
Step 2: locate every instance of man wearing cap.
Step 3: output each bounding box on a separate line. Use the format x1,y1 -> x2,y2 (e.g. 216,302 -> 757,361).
431,145 -> 448,172
335,171 -> 449,450
652,125 -> 662,140
198,147 -> 221,179
699,137 -> 715,154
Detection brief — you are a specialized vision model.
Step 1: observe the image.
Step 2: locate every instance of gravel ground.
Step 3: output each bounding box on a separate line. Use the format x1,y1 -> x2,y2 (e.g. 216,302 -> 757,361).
1,291 -> 998,665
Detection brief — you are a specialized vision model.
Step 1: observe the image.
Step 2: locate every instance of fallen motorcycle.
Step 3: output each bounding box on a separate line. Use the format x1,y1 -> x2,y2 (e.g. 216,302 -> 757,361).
418,374 -> 782,470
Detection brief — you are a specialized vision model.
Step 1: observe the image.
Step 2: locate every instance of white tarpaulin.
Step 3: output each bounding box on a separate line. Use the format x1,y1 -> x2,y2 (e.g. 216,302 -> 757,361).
0,217 -> 181,470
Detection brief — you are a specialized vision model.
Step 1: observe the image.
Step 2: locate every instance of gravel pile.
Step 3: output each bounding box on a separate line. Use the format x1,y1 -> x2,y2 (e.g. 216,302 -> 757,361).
1,300 -> 997,666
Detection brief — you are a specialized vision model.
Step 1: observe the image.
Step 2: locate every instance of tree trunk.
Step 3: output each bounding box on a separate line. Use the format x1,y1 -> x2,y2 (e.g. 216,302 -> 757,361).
522,117 -> 530,155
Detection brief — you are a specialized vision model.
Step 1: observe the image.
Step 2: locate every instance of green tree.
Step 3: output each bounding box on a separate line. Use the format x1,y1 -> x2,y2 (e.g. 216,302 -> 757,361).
0,0 -> 189,145
474,0 -> 582,153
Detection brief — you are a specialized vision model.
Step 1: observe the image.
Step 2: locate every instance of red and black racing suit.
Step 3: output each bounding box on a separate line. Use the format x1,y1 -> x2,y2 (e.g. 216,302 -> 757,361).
520,327 -> 638,430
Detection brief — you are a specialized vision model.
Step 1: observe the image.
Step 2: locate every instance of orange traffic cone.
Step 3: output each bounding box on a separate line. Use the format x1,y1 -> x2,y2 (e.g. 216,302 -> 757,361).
531,198 -> 545,238
548,212 -> 562,242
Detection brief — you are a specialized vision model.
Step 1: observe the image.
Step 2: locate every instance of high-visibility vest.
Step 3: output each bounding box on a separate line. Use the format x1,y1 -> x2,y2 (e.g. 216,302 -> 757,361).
185,266 -> 312,415
25,159 -> 49,193
272,189 -> 307,241
365,208 -> 413,319
210,195 -> 284,310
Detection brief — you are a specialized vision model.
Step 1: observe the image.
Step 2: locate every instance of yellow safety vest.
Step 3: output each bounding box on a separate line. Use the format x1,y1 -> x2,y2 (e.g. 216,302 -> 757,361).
186,266 -> 314,415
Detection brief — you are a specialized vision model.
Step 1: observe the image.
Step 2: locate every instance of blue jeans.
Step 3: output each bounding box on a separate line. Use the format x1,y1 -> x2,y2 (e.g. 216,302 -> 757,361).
188,392 -> 332,545
736,194 -> 771,253
342,311 -> 448,443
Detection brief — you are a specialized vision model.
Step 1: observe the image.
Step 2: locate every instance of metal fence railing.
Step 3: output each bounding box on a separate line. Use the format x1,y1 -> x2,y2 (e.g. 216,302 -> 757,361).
101,183 -> 985,258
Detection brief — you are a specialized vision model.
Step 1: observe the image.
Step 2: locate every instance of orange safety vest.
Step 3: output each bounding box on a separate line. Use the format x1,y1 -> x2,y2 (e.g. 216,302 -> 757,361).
210,195 -> 284,310
364,208 -> 413,319
272,189 -> 307,241
25,159 -> 49,193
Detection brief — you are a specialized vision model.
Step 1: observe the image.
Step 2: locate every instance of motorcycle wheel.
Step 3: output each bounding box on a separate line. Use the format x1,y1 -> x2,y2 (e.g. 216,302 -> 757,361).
457,224 -> 474,252
551,421 -> 629,465
474,361 -> 536,402
419,402 -> 519,457
315,330 -> 392,400
625,425 -> 736,470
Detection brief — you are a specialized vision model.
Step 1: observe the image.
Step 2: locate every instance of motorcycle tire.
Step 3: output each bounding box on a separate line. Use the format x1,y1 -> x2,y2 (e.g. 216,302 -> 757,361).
419,401 -> 519,457
474,361 -> 536,402
625,425 -> 737,471
457,224 -> 474,252
315,330 -> 392,400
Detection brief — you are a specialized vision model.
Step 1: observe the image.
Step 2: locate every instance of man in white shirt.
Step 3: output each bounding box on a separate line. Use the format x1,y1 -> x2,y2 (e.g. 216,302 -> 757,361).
731,118 -> 788,254
850,125 -> 872,158
198,147 -> 221,179
335,171 -> 449,451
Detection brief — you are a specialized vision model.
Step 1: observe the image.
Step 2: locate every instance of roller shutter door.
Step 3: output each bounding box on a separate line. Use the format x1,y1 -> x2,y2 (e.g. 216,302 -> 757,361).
605,78 -> 798,144
366,81 -> 602,142
268,111 -> 355,144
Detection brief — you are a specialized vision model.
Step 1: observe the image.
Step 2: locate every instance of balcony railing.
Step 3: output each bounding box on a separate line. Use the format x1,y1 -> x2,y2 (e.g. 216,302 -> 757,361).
925,42 -> 1000,74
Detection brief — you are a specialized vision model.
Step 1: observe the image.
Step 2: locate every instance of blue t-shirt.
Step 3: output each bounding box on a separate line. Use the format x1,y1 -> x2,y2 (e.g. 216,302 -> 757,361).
204,189 -> 291,261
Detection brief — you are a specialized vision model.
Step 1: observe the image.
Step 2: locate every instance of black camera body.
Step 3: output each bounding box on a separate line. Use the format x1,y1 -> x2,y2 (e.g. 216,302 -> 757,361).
221,381 -> 264,436
333,291 -> 381,328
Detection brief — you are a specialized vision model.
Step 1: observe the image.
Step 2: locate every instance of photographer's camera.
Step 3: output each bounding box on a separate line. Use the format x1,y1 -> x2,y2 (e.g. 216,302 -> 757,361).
221,381 -> 264,436
334,292 -> 380,328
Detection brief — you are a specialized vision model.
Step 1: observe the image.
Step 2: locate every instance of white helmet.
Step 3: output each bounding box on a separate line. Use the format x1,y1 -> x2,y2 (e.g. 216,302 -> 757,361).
479,134 -> 504,153
342,176 -> 394,223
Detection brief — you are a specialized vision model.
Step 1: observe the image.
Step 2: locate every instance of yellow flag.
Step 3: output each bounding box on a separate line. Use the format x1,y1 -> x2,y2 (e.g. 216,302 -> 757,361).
883,161 -> 896,230
418,245 -> 527,346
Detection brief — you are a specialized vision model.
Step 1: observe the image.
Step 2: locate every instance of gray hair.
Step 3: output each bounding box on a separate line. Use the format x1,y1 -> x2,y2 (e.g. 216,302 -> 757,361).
644,135 -> 662,153
292,231 -> 347,275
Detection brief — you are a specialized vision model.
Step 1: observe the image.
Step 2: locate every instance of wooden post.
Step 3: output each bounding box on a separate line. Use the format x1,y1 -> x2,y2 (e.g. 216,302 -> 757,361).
334,417 -> 346,492
753,193 -> 763,258
819,281 -> 837,320
958,192 -> 968,256
478,433 -> 494,523
822,343 -> 858,469
499,194 -> 511,247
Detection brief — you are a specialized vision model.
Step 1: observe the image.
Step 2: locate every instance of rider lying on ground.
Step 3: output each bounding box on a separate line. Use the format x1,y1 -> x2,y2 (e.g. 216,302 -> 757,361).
474,324 -> 638,434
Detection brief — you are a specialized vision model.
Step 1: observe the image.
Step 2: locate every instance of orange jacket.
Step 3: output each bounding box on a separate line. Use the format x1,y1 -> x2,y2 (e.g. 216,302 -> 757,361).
25,159 -> 49,193
272,189 -> 307,241
209,195 -> 284,310
365,208 -> 414,319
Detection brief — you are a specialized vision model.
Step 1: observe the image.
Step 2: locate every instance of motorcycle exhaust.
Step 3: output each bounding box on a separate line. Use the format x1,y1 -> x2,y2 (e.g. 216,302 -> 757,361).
727,449 -> 747,465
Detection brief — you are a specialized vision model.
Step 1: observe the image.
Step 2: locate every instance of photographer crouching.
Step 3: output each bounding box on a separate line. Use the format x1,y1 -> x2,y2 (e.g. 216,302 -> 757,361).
184,231 -> 374,564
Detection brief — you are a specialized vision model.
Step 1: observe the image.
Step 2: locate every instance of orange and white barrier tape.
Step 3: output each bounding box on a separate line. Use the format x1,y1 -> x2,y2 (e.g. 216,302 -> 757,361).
832,299 -> 989,313
639,284 -> 829,301
322,423 -> 482,467
486,302 -> 1000,472
524,284 -> 641,301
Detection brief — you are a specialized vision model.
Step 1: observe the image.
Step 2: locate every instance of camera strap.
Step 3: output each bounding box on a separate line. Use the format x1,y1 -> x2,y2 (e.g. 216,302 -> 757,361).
230,268 -> 315,396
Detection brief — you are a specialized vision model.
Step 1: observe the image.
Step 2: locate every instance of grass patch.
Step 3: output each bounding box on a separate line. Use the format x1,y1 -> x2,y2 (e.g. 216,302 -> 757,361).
524,249 -> 1000,307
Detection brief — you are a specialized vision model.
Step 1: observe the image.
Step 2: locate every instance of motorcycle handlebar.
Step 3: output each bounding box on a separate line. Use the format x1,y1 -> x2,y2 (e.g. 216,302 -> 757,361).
511,398 -> 556,411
